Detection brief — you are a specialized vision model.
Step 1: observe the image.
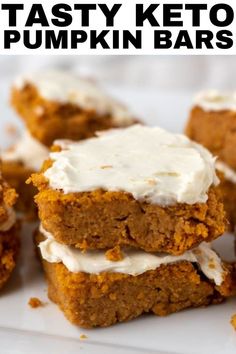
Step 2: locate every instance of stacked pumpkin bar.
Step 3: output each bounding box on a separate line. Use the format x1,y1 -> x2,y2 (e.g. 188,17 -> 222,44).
0,169 -> 20,289
2,70 -> 136,217
30,124 -> 234,328
186,91 -> 236,230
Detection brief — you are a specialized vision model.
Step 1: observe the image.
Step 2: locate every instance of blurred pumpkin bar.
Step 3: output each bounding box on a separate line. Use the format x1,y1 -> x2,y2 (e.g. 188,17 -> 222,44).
2,70 -> 137,217
12,70 -> 138,147
0,170 -> 20,289
185,90 -> 236,229
2,132 -> 48,218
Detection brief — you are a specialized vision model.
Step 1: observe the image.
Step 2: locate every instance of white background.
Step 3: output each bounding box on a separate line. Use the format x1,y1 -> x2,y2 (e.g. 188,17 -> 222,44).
1,0 -> 236,54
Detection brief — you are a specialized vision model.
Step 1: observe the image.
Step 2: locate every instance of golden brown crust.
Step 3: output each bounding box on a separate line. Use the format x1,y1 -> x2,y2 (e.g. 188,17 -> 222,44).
186,106 -> 236,171
30,167 -> 226,254
2,161 -> 37,220
0,222 -> 20,290
35,228 -> 233,328
12,84 -> 137,147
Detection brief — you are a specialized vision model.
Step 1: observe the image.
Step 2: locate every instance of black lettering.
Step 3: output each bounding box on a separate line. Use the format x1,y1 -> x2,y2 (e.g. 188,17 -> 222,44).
185,4 -> 208,26
123,30 -> 142,49
74,4 -> 96,26
216,30 -> 233,49
24,30 -> 42,49
25,4 -> 49,27
52,4 -> 72,27
154,30 -> 172,48
1,4 -> 24,26
113,30 -> 119,49
210,4 -> 234,27
99,4 -> 121,26
195,30 -> 213,49
71,30 -> 87,48
4,30 -> 20,48
45,30 -> 68,48
90,30 -> 109,48
136,4 -> 159,26
163,4 -> 183,26
174,30 -> 193,49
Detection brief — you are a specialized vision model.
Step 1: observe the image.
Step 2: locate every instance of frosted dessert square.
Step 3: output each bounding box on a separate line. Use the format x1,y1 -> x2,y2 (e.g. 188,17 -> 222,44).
30,125 -> 225,255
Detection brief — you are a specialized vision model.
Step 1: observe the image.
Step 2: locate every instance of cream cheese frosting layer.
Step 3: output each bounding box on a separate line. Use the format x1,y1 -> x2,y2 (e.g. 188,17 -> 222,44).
216,161 -> 236,184
44,125 -> 218,205
194,90 -> 236,112
39,225 -> 225,286
14,71 -> 134,126
2,131 -> 49,171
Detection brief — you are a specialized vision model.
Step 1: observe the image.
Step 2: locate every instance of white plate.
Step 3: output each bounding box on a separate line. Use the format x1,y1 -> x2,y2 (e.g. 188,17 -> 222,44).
0,82 -> 236,354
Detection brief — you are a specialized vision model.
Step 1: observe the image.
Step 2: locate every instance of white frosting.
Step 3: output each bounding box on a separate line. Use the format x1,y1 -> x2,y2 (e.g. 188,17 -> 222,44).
194,90 -> 236,111
39,225 -> 225,286
2,131 -> 49,171
0,207 -> 16,232
44,125 -> 218,205
14,71 -> 134,126
216,161 -> 236,184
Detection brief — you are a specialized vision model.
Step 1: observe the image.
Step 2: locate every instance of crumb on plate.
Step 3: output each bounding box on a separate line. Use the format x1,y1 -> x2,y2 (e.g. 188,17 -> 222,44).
28,297 -> 44,308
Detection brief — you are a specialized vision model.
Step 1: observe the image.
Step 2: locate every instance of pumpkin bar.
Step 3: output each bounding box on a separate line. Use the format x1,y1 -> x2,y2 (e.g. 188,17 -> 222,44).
12,70 -> 137,147
2,131 -> 48,218
35,228 -> 234,328
3,70 -> 137,216
185,90 -> 236,229
30,125 -> 225,255
0,171 -> 20,289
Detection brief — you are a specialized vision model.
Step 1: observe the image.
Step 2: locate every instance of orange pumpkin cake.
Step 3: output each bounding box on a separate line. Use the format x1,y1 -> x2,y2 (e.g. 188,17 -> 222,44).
35,228 -> 234,328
